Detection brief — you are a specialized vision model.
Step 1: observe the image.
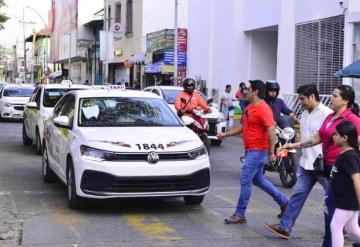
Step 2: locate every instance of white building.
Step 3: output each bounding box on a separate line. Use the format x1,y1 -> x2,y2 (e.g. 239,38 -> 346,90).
187,0 -> 360,100
105,0 -> 188,87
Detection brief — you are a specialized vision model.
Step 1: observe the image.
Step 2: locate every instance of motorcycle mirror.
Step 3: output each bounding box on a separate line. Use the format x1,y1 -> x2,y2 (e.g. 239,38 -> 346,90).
282,127 -> 295,140
180,98 -> 187,104
181,115 -> 195,126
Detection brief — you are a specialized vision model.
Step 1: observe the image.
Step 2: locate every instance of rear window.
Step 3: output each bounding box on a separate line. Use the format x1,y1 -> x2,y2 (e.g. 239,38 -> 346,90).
43,88 -> 81,108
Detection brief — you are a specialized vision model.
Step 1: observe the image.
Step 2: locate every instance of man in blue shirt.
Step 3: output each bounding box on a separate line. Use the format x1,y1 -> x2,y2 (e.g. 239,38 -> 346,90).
265,80 -> 296,128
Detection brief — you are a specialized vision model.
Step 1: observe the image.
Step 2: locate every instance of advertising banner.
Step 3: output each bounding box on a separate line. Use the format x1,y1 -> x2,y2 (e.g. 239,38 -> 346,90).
164,51 -> 187,66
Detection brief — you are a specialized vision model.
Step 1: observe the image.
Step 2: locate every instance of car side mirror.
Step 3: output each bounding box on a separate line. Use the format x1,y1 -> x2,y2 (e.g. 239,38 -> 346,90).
180,98 -> 187,104
207,98 -> 213,104
26,102 -> 39,109
54,116 -> 71,129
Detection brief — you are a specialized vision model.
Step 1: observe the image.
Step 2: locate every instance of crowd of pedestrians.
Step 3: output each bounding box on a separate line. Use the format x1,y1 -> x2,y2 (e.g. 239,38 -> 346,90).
218,80 -> 360,247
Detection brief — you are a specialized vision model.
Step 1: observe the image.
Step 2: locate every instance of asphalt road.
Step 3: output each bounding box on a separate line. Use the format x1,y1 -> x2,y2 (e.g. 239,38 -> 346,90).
0,121 -> 341,246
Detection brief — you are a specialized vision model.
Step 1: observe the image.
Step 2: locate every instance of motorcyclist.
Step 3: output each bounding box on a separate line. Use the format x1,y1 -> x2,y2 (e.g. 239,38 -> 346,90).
265,80 -> 297,128
175,78 -> 211,116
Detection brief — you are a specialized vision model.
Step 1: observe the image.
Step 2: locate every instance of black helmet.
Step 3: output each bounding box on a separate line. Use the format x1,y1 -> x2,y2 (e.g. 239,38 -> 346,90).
265,80 -> 280,91
183,78 -> 196,92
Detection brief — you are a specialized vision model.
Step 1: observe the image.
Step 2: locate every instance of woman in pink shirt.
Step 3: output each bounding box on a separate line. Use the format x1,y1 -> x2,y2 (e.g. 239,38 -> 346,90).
285,85 -> 360,247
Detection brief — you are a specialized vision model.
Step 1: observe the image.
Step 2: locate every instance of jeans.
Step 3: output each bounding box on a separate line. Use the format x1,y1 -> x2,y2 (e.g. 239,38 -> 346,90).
323,179 -> 336,247
234,150 -> 288,217
280,166 -> 328,233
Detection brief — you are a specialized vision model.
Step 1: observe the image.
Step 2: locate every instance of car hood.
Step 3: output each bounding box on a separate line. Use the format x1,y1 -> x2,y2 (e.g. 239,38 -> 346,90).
3,97 -> 30,104
79,126 -> 203,152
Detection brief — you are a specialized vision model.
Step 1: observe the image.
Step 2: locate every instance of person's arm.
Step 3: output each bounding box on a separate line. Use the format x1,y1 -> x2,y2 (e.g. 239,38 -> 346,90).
284,133 -> 322,149
351,173 -> 360,206
217,126 -> 243,140
267,125 -> 276,164
197,94 -> 210,112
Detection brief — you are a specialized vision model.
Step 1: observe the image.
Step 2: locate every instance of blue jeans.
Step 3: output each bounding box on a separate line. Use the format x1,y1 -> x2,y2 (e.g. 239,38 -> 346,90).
323,179 -> 335,247
234,150 -> 288,217
280,166 -> 328,233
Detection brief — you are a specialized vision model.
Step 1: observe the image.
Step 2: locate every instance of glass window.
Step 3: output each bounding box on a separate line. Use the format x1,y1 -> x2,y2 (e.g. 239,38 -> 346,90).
30,87 -> 40,102
115,2 -> 121,23
162,89 -> 182,104
3,87 -> 34,97
43,88 -> 77,108
59,95 -> 75,126
126,0 -> 133,34
53,94 -> 71,117
78,97 -> 181,127
151,89 -> 160,96
353,23 -> 360,103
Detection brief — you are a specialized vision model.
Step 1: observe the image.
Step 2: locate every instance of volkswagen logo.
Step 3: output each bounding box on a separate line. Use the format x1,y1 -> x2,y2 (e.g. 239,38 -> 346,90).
147,152 -> 159,164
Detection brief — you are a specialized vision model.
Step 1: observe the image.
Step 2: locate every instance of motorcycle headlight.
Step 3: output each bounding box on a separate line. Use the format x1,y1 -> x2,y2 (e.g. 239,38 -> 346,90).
217,116 -> 226,123
4,103 -> 12,107
188,146 -> 207,160
80,145 -> 107,162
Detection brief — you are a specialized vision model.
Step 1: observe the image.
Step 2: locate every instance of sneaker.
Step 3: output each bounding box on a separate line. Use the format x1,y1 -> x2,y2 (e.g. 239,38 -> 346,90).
278,202 -> 288,218
224,215 -> 246,224
264,223 -> 290,239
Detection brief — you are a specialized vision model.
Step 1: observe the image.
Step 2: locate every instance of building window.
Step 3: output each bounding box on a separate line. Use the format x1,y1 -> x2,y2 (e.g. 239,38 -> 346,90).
126,0 -> 133,34
295,15 -> 344,94
108,5 -> 112,30
115,2 -> 121,23
352,23 -> 360,102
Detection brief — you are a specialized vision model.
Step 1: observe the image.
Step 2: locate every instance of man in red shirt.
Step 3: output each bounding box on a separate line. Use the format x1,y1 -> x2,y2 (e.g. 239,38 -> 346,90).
217,80 -> 288,224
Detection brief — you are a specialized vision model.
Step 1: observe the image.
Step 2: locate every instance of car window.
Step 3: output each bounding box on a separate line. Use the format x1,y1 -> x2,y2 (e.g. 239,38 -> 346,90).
30,87 -> 40,102
59,95 -> 75,126
3,87 -> 34,97
151,89 -> 160,96
143,88 -> 152,92
78,97 -> 182,127
162,89 -> 182,104
34,88 -> 41,106
53,94 -> 71,117
43,88 -> 79,108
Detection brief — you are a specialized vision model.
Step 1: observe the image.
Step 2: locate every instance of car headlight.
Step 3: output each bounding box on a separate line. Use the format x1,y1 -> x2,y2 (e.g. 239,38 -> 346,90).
188,146 -> 207,159
80,145 -> 107,162
4,103 -> 12,107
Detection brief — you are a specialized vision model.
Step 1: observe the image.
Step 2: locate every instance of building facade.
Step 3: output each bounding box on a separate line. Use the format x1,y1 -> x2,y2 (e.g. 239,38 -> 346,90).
187,0 -> 360,101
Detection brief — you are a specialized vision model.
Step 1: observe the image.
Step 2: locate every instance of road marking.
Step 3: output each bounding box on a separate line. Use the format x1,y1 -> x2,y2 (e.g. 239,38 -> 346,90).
123,213 -> 182,241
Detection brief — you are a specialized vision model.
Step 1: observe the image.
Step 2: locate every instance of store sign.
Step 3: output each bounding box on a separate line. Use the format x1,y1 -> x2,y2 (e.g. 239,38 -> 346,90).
114,48 -> 123,56
164,51 -> 187,65
112,23 -> 125,39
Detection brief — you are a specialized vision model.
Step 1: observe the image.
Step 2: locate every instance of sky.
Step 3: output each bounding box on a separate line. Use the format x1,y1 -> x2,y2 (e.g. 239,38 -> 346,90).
0,0 -> 51,48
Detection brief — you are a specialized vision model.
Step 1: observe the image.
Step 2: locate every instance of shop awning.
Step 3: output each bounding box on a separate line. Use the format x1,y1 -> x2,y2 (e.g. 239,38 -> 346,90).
49,70 -> 62,79
335,59 -> 360,78
129,52 -> 146,64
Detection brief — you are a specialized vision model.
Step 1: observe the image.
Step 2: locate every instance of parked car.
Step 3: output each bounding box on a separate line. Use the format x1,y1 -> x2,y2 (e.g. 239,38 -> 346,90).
22,82 -> 89,154
0,84 -> 34,121
42,87 -> 210,209
143,86 -> 226,145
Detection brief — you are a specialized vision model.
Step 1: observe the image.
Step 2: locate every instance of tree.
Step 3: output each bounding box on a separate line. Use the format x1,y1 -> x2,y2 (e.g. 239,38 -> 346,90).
0,0 -> 9,30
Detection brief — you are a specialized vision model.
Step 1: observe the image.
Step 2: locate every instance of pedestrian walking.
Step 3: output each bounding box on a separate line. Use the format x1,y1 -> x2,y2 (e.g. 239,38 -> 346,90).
235,82 -> 248,112
268,85 -> 360,247
330,121 -> 360,247
264,84 -> 332,239
217,80 -> 289,224
220,84 -> 233,120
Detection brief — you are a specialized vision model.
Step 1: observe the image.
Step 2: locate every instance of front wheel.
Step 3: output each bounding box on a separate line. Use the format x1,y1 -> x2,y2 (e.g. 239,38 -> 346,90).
184,195 -> 204,205
35,129 -> 42,155
22,124 -> 33,146
42,144 -> 57,183
278,153 -> 297,188
67,161 -> 83,209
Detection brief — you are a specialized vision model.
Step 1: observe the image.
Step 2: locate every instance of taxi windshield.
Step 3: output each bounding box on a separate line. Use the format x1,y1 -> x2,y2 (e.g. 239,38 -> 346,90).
78,97 -> 182,127
3,87 -> 34,97
43,88 -> 80,107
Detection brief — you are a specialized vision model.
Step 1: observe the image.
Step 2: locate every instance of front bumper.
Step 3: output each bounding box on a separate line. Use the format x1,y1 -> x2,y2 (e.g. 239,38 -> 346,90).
1,105 -> 25,119
73,155 -> 210,198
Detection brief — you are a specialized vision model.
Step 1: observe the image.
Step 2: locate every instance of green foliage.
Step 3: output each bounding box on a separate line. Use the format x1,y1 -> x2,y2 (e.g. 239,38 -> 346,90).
0,0 -> 9,30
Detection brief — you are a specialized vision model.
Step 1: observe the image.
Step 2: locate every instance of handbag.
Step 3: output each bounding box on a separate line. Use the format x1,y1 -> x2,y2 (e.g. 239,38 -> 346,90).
313,154 -> 325,176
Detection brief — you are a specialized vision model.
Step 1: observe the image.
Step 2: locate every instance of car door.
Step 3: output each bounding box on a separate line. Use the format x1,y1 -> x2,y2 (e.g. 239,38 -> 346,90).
24,87 -> 41,140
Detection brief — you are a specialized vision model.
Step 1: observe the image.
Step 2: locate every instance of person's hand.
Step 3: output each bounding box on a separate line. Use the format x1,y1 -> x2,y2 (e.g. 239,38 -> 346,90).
268,153 -> 276,166
217,132 -> 227,140
206,108 -> 212,113
282,143 -> 295,150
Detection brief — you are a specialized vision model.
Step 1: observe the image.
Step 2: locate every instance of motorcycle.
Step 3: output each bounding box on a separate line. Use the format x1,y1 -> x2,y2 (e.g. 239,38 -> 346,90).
179,105 -> 211,154
240,125 -> 298,188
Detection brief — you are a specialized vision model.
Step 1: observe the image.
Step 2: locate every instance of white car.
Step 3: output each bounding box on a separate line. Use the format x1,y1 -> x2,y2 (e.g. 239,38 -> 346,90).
0,84 -> 35,121
143,86 -> 226,145
22,83 -> 89,154
42,87 -> 210,209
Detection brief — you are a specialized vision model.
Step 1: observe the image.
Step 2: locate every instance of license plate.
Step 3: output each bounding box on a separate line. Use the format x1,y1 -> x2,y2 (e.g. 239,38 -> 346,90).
276,148 -> 288,158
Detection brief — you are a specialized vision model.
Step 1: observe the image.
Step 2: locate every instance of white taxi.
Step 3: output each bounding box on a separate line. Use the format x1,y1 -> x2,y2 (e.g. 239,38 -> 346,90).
143,86 -> 226,145
42,87 -> 210,209
0,84 -> 34,121
22,83 -> 88,154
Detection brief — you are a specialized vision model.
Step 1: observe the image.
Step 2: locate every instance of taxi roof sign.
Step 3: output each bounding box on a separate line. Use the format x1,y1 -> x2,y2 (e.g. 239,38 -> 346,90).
60,80 -> 72,85
108,85 -> 126,91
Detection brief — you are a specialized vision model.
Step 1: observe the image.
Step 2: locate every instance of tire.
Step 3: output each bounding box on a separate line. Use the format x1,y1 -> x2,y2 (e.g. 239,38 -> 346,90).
22,124 -> 33,146
184,195 -> 204,205
278,153 -> 297,188
210,139 -> 222,146
200,135 -> 210,154
67,161 -> 83,209
35,129 -> 42,155
0,112 -> 3,122
42,144 -> 56,183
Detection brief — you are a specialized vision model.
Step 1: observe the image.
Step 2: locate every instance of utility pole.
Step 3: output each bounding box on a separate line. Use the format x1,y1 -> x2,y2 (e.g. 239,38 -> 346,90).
174,0 -> 178,86
31,30 -> 36,84
104,0 -> 109,84
19,15 -> 35,83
